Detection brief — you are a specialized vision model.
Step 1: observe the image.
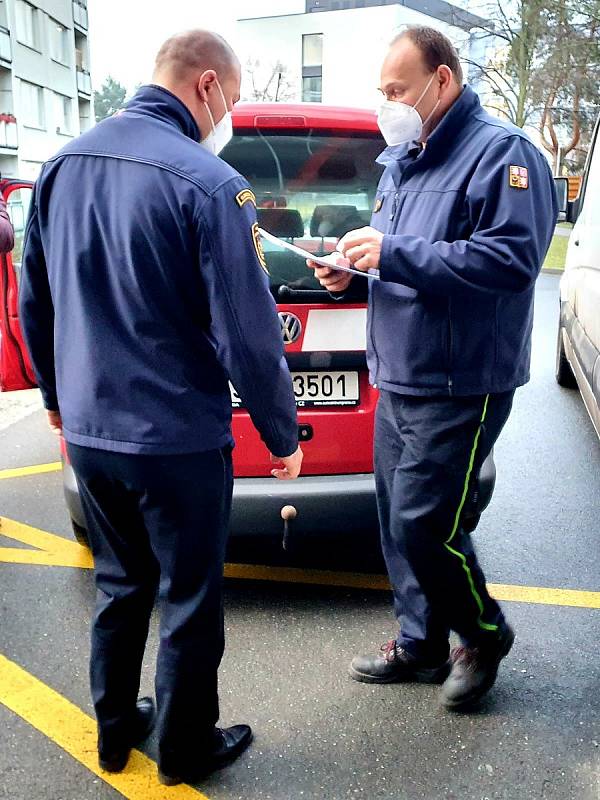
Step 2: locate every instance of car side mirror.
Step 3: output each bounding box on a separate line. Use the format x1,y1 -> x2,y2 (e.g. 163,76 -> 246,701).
554,177 -> 569,221
567,196 -> 581,225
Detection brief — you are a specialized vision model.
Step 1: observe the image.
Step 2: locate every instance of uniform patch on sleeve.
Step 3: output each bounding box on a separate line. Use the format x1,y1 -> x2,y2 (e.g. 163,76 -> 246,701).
374,197 -> 383,213
251,222 -> 269,274
509,165 -> 529,190
236,189 -> 256,208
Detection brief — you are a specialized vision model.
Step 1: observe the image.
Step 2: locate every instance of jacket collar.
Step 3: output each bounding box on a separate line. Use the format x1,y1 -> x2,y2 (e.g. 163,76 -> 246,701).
124,84 -> 201,142
376,85 -> 481,167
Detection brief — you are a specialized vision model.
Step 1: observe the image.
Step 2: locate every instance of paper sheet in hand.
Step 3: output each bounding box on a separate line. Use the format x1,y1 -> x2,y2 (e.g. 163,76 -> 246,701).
258,227 -> 380,280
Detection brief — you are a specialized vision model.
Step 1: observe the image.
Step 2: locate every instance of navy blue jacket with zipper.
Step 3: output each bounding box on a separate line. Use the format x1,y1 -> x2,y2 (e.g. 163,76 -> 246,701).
367,85 -> 558,396
18,85 -> 298,457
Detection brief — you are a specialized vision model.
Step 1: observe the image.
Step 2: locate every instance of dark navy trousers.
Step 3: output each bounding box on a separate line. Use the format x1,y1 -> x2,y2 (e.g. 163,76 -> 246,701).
374,389 -> 514,663
67,443 -> 233,772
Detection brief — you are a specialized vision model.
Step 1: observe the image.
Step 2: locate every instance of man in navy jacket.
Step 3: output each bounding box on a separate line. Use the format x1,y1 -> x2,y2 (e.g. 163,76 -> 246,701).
19,30 -> 302,783
311,27 -> 557,709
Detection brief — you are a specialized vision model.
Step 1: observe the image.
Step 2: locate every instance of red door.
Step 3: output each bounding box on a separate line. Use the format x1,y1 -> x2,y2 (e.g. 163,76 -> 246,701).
0,179 -> 36,392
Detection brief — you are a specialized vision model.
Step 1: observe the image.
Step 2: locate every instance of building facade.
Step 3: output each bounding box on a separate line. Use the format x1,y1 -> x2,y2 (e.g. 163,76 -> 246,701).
0,0 -> 92,180
237,0 -> 489,109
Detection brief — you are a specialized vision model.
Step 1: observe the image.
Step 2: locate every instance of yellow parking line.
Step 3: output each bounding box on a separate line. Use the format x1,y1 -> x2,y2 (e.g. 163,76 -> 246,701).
0,517 -> 93,569
0,653 -> 208,799
224,563 -> 600,609
0,461 -> 62,481
0,517 -> 598,609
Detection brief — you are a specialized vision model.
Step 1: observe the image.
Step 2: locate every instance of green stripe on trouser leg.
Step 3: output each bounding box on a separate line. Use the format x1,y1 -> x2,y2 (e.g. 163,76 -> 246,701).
443,394 -> 498,633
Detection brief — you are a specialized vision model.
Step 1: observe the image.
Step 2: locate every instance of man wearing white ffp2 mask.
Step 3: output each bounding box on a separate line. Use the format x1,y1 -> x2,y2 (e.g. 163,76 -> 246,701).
308,26 -> 557,713
201,78 -> 234,155
377,70 -> 440,146
28,30 -> 304,788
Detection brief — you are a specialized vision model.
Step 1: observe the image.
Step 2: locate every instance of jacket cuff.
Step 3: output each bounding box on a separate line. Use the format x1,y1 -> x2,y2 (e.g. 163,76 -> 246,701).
379,234 -> 408,284
41,390 -> 59,412
267,431 -> 299,459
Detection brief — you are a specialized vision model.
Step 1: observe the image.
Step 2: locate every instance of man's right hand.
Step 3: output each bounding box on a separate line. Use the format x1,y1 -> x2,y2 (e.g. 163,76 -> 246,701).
270,446 -> 303,480
47,410 -> 63,436
306,259 -> 354,294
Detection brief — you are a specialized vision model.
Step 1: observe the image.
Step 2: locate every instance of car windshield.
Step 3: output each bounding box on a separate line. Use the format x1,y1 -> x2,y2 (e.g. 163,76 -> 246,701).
220,131 -> 384,297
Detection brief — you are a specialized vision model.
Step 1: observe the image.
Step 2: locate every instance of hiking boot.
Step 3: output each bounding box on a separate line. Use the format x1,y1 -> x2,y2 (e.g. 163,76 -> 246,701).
350,640 -> 450,684
440,625 -> 515,710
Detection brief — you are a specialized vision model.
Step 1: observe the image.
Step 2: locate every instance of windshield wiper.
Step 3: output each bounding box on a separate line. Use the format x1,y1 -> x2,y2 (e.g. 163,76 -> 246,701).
277,285 -> 331,302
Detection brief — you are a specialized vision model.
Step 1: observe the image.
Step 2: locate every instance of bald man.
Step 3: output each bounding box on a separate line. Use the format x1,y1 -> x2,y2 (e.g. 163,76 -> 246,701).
19,30 -> 302,784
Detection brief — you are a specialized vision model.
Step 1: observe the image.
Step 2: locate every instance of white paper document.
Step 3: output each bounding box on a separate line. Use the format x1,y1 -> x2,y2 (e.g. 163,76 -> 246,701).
258,227 -> 380,280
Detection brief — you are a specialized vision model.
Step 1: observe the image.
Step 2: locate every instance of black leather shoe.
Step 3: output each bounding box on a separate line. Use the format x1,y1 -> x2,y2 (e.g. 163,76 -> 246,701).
440,624 -> 515,710
350,640 -> 450,684
158,724 -> 253,786
98,696 -> 156,773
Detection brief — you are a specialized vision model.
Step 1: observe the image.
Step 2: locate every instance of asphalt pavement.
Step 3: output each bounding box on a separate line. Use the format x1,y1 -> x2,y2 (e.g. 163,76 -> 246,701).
0,273 -> 598,800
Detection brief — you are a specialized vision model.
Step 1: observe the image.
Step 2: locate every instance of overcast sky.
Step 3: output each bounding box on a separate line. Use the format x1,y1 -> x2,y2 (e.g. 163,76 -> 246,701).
88,0 -> 305,92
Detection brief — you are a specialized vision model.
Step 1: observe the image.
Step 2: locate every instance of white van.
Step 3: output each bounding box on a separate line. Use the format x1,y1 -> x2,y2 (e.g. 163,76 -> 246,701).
555,115 -> 600,439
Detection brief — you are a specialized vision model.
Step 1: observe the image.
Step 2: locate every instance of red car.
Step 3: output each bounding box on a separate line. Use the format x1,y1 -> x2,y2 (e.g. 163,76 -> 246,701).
0,105 -> 495,547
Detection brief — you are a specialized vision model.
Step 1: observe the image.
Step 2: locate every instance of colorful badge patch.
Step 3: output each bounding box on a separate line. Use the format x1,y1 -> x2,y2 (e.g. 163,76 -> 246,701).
236,189 -> 256,208
251,222 -> 269,274
374,197 -> 383,213
509,165 -> 529,190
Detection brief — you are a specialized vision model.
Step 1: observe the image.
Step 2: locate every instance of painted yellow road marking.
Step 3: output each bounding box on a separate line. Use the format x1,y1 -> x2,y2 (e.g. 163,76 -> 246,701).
0,653 -> 208,799
0,517 -> 598,610
0,517 -> 93,569
0,461 -> 62,481
223,563 -> 600,609
489,583 -> 600,609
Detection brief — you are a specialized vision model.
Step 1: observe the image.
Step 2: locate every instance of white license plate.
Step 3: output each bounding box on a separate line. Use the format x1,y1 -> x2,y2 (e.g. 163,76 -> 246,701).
231,371 -> 360,408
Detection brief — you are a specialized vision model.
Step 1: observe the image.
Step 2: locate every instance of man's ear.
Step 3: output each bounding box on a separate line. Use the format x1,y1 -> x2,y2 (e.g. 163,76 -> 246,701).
438,65 -> 454,94
197,69 -> 218,104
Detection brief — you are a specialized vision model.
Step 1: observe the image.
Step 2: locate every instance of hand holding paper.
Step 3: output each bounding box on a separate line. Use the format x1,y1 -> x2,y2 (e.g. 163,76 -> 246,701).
258,227 -> 380,281
306,253 -> 356,294
336,226 -> 384,272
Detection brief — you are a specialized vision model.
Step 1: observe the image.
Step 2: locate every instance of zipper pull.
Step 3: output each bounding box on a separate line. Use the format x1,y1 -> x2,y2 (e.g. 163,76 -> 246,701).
389,192 -> 399,221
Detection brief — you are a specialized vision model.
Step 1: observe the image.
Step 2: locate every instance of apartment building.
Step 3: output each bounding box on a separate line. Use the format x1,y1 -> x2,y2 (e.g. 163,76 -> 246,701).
237,0 -> 490,109
0,0 -> 92,180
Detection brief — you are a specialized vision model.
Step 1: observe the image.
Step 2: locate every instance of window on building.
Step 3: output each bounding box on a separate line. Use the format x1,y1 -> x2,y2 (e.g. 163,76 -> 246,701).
53,92 -> 72,134
302,76 -> 323,103
20,80 -> 45,128
50,20 -> 69,64
15,0 -> 39,50
302,33 -> 323,103
302,32 -> 323,67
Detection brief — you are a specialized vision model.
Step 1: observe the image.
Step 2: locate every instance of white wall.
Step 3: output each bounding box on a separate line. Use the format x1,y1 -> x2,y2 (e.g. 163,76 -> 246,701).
236,6 -> 471,109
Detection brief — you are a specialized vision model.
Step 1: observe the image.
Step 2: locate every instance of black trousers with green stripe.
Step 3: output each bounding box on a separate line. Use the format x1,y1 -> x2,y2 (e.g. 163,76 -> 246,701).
374,389 -> 515,663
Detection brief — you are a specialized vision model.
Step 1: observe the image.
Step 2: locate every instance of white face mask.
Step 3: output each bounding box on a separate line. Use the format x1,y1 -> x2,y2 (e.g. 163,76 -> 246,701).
201,81 -> 233,155
377,73 -> 440,147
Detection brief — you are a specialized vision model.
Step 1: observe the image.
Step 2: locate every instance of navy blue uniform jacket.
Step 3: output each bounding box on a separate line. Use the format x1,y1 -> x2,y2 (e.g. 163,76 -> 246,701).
18,85 -> 298,457
368,86 -> 558,396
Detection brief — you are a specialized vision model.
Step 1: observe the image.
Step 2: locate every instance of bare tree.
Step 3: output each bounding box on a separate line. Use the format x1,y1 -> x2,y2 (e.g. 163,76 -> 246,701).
460,0 -> 600,172
459,0 -> 548,127
535,0 -> 600,171
243,59 -> 296,103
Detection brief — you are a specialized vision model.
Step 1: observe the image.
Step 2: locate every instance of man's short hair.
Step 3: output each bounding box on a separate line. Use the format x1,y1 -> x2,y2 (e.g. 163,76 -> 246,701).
391,26 -> 463,85
154,30 -> 239,82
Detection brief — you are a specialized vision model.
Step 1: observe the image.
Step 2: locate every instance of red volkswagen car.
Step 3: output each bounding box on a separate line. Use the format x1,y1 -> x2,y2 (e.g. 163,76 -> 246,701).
0,104 -> 495,548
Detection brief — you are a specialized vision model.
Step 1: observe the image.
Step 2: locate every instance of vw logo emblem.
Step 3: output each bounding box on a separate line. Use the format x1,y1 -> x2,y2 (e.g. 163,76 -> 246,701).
278,312 -> 302,345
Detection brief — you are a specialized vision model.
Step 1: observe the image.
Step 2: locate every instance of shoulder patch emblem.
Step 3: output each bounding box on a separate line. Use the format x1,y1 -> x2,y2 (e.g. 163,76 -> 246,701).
374,197 -> 383,213
251,222 -> 269,274
236,189 -> 256,208
509,165 -> 528,190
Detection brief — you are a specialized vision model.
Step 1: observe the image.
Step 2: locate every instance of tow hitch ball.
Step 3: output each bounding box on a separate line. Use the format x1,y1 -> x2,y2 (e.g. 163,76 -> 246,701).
281,505 -> 297,551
